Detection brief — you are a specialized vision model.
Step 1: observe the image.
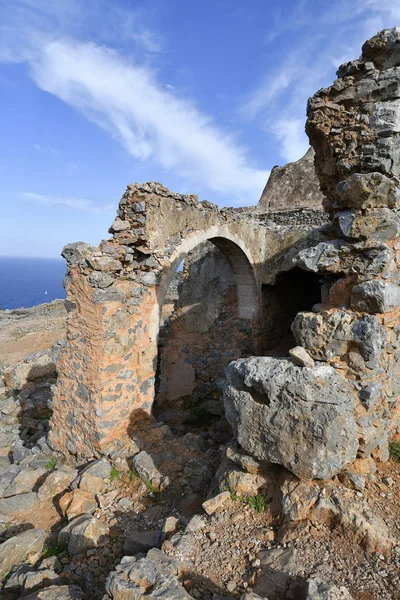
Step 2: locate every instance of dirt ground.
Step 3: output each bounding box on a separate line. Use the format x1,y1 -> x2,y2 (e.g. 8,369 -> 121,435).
0,300 -> 66,365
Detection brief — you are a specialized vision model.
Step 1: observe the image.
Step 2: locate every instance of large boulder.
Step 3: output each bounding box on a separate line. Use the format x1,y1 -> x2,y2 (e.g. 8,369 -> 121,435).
292,310 -> 386,365
105,550 -> 190,600
0,528 -> 47,581
23,585 -> 85,600
223,357 -> 358,480
306,578 -> 353,599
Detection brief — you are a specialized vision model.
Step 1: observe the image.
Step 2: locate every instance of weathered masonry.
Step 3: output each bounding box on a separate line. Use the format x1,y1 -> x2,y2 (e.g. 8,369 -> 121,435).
49,185 -> 326,458
50,28 -> 400,481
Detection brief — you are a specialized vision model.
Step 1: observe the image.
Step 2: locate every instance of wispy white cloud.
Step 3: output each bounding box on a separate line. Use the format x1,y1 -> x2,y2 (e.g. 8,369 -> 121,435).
23,192 -> 114,214
0,1 -> 268,204
4,35 -> 268,202
242,0 -> 400,164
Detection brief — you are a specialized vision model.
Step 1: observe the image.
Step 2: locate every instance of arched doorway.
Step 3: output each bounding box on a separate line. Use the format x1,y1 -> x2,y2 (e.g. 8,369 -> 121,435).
152,235 -> 261,438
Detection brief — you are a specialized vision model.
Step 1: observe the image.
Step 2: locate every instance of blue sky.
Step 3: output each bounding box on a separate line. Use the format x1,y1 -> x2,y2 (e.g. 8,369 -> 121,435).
0,0 -> 399,257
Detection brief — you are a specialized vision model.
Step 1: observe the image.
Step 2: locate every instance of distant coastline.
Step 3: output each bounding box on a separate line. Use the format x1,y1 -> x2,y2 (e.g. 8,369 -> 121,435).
0,256 -> 66,310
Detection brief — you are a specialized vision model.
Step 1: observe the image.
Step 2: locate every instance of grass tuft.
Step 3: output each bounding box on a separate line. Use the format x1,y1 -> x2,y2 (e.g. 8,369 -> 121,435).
389,440 -> 400,463
142,479 -> 157,493
127,469 -> 139,482
45,458 -> 57,470
42,541 -> 67,558
225,487 -> 266,513
109,467 -> 120,482
246,494 -> 266,513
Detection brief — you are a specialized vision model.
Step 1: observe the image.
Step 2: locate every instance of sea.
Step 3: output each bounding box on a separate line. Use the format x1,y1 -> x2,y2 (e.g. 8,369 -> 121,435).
0,257 -> 66,310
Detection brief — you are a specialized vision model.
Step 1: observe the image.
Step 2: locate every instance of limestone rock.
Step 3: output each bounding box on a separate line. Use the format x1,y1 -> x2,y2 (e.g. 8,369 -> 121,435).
351,279 -> 400,313
1,467 -> 46,497
358,382 -> 381,410
59,489 -> 97,521
132,451 -> 162,485
225,445 -> 265,474
38,467 -> 78,501
306,578 -> 354,599
67,516 -> 109,555
81,458 -> 112,480
0,465 -> 21,497
213,459 -> 271,497
281,478 -> 320,521
289,346 -> 314,367
0,492 -> 38,516
161,517 -> 179,541
292,310 -> 386,363
310,488 -> 394,556
294,240 -> 392,276
202,491 -> 230,515
87,255 -> 121,272
257,147 -> 324,212
9,567 -> 62,595
88,271 -> 115,289
223,357 -> 358,480
79,471 -> 104,495
7,350 -> 57,391
351,315 -> 386,364
109,218 -> 131,233
58,514 -> 93,547
105,552 -> 190,599
23,585 -> 85,600
0,528 -> 47,580
336,207 -> 400,242
335,172 -> 398,210
62,242 -> 97,266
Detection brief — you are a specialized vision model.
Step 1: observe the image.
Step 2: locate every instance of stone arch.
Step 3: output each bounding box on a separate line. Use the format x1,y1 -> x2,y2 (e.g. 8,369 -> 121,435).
153,231 -> 262,422
47,183 -> 277,458
157,228 -> 261,322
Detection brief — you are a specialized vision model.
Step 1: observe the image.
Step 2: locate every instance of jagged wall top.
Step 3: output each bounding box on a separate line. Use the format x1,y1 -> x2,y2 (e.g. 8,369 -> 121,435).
306,27 -> 400,213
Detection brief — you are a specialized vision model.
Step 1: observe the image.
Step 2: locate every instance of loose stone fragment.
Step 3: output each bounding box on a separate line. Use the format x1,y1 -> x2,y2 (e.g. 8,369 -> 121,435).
289,346 -> 315,367
202,491 -> 230,515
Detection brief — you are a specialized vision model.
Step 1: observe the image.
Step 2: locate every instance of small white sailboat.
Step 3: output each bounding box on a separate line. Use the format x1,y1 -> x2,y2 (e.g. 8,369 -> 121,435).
44,290 -> 48,295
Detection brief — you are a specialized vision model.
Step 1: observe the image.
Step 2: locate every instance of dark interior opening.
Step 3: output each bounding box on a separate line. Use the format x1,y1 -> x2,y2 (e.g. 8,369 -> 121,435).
262,267 -> 323,355
153,242 -> 245,442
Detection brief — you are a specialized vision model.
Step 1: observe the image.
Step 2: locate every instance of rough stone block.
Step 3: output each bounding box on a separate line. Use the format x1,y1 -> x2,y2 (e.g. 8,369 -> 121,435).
335,172 -> 398,210
223,357 -> 358,480
351,279 -> 400,313
0,528 -> 46,580
289,346 -> 314,367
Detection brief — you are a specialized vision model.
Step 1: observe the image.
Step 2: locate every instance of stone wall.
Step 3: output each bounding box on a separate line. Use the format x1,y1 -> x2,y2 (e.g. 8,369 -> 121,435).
224,28 -> 400,484
49,182 -> 325,458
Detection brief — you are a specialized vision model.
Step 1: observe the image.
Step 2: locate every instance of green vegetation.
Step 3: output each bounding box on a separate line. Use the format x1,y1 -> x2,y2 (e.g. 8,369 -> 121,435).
389,439 -> 400,463
41,541 -> 67,558
226,488 -> 266,513
109,466 -> 120,481
127,469 -> 139,482
183,406 -> 214,428
246,494 -> 266,513
142,479 -> 157,493
45,457 -> 57,470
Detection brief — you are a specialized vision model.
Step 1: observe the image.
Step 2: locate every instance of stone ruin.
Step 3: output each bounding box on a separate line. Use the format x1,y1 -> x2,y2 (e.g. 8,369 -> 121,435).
1,27 -> 400,600
48,184 -> 327,458
49,27 -> 400,492
45,26 -> 400,493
